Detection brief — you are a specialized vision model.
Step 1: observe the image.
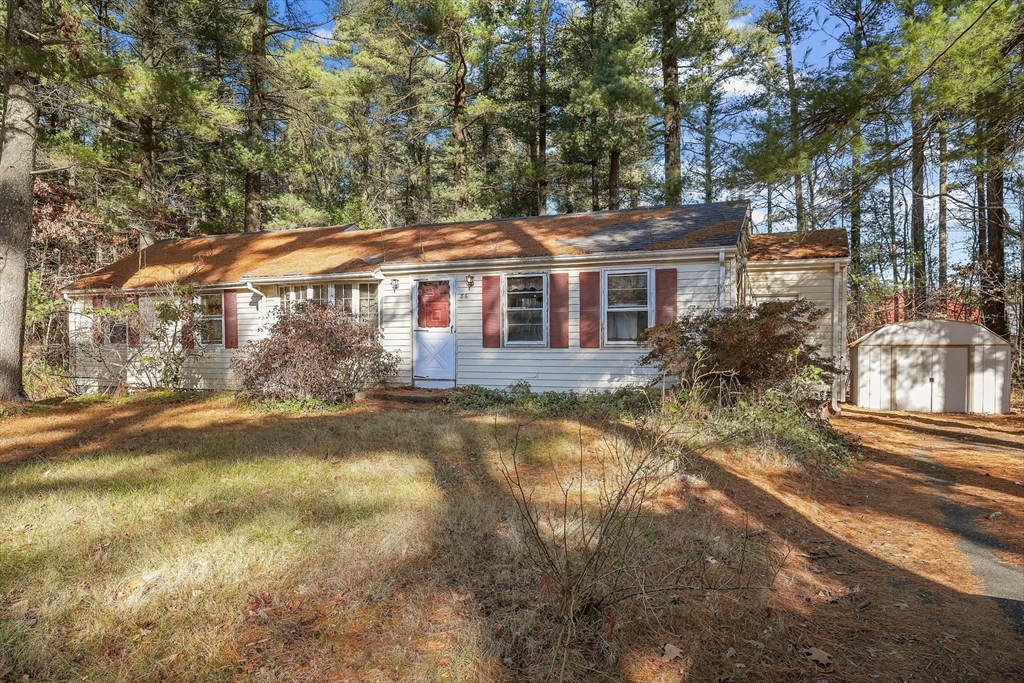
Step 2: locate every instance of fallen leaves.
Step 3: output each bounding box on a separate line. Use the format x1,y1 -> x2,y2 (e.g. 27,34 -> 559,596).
660,643 -> 682,662
800,647 -> 833,668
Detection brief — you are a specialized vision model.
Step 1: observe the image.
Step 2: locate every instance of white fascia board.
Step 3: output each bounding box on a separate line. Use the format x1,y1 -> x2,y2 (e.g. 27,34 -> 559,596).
66,271 -> 383,296
378,246 -> 738,276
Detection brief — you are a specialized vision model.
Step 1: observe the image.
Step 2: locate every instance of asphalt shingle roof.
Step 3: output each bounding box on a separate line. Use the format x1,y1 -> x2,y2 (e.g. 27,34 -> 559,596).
67,202 -> 750,291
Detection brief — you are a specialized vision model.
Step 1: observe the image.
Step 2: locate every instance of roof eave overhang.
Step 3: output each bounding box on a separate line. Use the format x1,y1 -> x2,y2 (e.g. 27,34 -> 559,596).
747,256 -> 851,268
377,245 -> 740,276
63,245 -> 742,295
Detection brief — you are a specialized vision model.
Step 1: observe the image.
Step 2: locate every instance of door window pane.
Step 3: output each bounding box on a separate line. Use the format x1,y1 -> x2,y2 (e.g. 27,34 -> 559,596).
417,281 -> 450,328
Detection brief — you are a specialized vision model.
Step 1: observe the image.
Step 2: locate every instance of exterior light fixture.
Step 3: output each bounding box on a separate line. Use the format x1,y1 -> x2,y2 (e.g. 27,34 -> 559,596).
465,274 -> 475,288
390,278 -> 400,292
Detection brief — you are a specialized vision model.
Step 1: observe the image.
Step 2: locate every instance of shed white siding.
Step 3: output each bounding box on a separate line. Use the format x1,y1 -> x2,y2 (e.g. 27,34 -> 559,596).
849,320 -> 1011,414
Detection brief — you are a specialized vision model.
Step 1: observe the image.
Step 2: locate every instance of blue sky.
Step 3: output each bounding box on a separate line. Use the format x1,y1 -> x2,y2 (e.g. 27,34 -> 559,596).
284,0 -> 1010,276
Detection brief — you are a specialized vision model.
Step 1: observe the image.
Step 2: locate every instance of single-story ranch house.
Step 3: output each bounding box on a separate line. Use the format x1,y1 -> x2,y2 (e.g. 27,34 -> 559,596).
64,203 -> 850,401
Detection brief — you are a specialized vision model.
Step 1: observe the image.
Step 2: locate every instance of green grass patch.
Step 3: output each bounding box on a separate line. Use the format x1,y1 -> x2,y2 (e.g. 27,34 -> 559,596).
446,380 -> 659,420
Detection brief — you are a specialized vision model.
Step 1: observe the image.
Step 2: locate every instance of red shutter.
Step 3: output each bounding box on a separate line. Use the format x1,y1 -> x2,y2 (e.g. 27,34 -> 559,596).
482,275 -> 501,348
224,290 -> 238,349
655,268 -> 678,325
127,294 -> 140,347
549,273 -> 569,348
91,295 -> 104,344
579,271 -> 601,348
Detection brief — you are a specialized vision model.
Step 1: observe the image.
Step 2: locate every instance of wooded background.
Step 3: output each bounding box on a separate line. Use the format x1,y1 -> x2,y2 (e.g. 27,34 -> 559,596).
1,0 -> 1021,397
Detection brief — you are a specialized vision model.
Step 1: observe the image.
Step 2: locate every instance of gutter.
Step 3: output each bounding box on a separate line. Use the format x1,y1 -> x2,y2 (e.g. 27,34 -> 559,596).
379,245 -> 740,276
243,281 -> 265,302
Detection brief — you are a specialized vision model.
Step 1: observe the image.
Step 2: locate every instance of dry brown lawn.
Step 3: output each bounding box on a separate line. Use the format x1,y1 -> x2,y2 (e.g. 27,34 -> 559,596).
0,393 -> 1022,682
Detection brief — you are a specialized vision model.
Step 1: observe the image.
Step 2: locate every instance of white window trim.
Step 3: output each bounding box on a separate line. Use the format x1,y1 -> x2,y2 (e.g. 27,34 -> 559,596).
602,268 -> 654,346
332,282 -> 381,325
195,292 -> 225,347
503,272 -> 548,348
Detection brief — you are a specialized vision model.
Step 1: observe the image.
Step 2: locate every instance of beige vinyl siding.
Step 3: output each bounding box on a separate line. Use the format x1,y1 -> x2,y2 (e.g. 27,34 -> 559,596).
379,276 -> 414,386
452,257 -> 733,391
68,251 -> 743,393
745,262 -> 842,360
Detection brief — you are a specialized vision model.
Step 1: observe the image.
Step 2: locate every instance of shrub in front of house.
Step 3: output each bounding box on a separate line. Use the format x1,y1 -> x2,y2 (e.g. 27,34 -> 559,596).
638,299 -> 835,404
231,302 -> 399,402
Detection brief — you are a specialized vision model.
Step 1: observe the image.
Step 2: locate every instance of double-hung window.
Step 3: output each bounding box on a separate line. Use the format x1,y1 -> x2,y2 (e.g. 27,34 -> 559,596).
334,283 -> 379,322
505,274 -> 546,345
196,293 -> 224,345
604,270 -> 652,343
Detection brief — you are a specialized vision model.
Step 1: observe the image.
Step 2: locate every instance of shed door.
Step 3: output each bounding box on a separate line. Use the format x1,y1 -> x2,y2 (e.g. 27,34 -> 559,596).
412,279 -> 455,388
894,346 -> 968,413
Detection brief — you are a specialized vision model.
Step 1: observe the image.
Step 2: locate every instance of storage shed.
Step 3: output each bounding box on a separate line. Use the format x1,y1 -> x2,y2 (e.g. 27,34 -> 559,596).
849,320 -> 1011,414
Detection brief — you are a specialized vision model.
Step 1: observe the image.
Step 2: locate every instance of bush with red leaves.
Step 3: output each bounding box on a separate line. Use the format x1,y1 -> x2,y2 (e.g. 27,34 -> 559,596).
231,302 -> 399,401
638,299 -> 836,399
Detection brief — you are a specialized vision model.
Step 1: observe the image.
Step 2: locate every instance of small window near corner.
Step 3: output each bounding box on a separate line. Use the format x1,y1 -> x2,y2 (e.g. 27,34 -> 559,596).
605,271 -> 650,343
505,274 -> 545,344
196,293 -> 224,345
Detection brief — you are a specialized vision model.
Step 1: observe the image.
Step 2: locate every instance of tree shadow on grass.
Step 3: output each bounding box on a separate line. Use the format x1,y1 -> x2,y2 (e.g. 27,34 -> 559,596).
3,397 -> 1024,682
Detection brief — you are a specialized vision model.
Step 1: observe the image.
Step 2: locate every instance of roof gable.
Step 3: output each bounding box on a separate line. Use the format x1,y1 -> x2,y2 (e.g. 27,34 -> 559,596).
67,202 -> 749,291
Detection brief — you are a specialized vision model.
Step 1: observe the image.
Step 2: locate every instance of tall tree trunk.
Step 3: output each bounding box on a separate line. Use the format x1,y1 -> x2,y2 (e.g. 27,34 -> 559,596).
937,119 -> 948,288
910,81 -> 926,316
451,23 -> 469,215
608,148 -> 621,210
766,185 -> 774,233
244,0 -> 268,232
984,124 -> 1008,337
590,158 -> 600,211
137,0 -> 159,246
0,0 -> 42,401
976,144 -> 987,265
536,0 -> 548,215
849,0 -> 864,307
660,0 -> 681,205
702,93 -> 713,203
781,8 -> 804,230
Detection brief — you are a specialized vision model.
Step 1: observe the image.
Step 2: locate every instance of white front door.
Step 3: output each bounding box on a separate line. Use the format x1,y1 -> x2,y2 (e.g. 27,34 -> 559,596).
413,278 -> 456,388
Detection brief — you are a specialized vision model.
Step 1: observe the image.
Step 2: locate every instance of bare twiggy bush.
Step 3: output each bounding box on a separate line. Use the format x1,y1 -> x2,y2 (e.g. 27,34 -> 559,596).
71,282 -> 203,392
232,300 -> 399,401
496,413 -> 784,680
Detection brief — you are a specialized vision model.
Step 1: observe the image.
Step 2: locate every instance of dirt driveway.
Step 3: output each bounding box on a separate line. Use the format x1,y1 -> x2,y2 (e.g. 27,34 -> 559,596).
830,408 -> 1024,637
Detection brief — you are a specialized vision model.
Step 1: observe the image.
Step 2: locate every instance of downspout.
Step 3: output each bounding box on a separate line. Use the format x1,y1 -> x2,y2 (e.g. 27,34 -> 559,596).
832,262 -> 842,414
717,252 -> 725,310
243,281 -> 265,311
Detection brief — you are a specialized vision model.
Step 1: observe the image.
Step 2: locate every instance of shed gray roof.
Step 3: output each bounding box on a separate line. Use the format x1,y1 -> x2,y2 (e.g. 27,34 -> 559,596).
850,320 -> 1010,347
